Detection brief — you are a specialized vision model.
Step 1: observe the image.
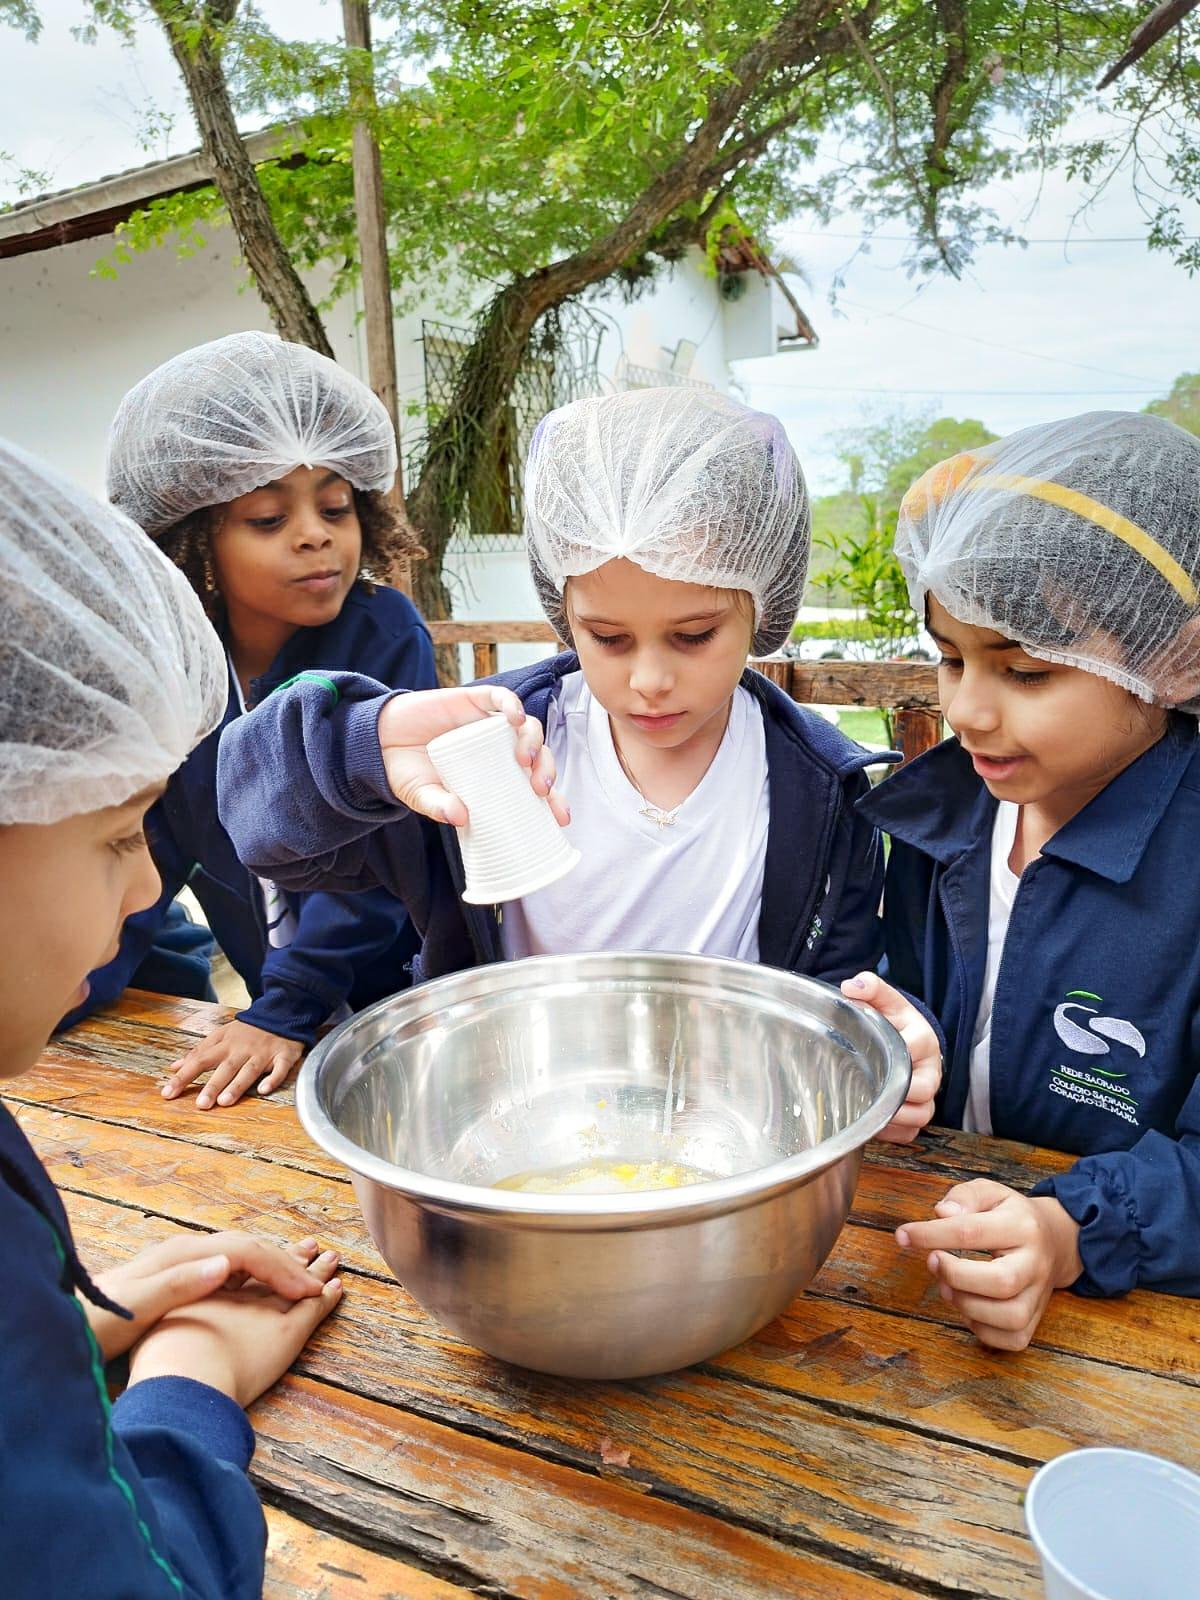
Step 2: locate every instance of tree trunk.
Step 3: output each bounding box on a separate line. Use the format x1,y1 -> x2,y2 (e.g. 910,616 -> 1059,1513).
408,0 -> 868,628
150,0 -> 334,357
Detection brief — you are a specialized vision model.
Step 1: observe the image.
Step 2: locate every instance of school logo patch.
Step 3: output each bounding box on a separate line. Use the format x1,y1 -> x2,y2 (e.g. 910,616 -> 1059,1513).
1048,989 -> 1143,1128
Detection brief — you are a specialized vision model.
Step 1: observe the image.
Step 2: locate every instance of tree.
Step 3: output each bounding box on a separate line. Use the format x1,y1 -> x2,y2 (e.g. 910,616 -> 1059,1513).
806,409 -> 996,656
1145,372 -> 1200,437
7,2 -> 1198,633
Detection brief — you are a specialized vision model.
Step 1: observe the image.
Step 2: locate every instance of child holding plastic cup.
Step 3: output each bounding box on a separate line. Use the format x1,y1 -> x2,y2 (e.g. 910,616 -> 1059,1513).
218,388 -> 942,1142
66,331 -> 436,1110
0,438 -> 341,1595
857,411 -> 1200,1347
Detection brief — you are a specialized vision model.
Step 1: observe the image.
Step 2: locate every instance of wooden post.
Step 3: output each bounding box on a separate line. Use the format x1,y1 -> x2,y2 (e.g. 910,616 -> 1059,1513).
894,707 -> 943,766
342,0 -> 411,595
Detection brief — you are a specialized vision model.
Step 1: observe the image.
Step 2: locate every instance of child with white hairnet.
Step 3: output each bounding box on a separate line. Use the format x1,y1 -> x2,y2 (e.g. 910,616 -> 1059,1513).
0,437 -> 340,1596
219,388 -> 942,1140
66,330 -> 437,1112
859,410 -> 1200,1349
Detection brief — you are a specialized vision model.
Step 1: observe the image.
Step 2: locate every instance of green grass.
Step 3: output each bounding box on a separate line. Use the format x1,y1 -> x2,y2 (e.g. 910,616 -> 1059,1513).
832,708 -> 892,748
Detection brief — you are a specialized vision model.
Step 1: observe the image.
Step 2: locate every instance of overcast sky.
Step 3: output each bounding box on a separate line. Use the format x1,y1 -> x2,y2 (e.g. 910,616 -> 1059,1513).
2,1 -> 1197,493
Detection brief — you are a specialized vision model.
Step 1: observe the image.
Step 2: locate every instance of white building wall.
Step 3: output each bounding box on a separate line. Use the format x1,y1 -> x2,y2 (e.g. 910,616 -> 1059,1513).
0,216 -> 731,672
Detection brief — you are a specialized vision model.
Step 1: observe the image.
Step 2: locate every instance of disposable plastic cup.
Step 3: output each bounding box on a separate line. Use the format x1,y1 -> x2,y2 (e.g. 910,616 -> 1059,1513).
1024,1447 -> 1200,1600
426,712 -> 579,905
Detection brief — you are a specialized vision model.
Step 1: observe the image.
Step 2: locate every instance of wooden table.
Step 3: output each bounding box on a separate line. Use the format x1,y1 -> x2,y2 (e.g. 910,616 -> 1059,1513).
11,992 -> 1200,1599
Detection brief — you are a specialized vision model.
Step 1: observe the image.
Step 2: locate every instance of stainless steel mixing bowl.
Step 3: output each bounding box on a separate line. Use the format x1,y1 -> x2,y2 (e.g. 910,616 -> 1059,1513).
298,952 -> 909,1379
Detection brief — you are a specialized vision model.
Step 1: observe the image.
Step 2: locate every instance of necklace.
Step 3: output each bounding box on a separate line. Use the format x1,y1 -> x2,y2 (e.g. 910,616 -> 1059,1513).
612,739 -> 681,829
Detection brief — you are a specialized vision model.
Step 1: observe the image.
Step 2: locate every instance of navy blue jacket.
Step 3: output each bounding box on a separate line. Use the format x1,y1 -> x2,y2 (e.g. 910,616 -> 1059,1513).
860,723 -> 1200,1299
215,652 -> 890,987
0,1102 -> 266,1596
64,584 -> 436,1042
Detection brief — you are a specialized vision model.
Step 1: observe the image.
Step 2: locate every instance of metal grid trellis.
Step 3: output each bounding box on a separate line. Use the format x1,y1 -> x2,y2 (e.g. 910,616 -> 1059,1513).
412,306 -> 606,555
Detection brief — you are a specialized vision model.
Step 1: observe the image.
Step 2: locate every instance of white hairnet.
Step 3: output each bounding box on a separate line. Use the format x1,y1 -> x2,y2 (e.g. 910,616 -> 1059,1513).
106,330 -> 397,535
524,388 -> 810,655
0,437 -> 227,825
896,411 -> 1200,712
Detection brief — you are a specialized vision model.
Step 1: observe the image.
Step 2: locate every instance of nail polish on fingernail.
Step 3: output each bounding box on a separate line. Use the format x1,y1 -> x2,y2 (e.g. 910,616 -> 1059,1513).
848,976 -> 868,992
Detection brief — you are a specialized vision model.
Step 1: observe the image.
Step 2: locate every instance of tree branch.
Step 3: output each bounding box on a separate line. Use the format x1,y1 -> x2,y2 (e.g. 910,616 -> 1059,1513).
150,0 -> 333,355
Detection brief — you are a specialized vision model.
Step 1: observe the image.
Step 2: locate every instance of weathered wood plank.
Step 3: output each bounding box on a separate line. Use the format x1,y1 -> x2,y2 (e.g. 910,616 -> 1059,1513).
252,1375 -> 974,1600
427,620 -> 560,645
46,1175 -> 1200,1595
774,660 -> 940,710
422,621 -> 942,711
62,1188 -> 1200,1476
264,1505 -> 473,1599
20,1098 -> 1199,1381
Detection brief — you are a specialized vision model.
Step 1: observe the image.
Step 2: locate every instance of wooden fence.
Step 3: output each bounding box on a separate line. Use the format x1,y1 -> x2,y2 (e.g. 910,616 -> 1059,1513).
426,620 -> 943,763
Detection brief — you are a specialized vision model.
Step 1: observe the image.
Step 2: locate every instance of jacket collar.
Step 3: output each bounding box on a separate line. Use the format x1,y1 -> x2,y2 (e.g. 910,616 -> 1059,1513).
861,717 -> 1198,883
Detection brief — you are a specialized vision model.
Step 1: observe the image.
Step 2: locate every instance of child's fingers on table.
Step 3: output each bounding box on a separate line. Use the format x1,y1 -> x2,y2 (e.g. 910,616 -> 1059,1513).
218,1237 -> 334,1299
161,1042 -> 215,1097
896,1206 -> 1021,1254
962,1314 -> 1037,1352
931,1245 -> 1034,1300
214,1057 -> 277,1107
935,1176 -> 1015,1213
255,1048 -> 300,1096
941,1279 -> 1043,1332
195,1051 -> 256,1110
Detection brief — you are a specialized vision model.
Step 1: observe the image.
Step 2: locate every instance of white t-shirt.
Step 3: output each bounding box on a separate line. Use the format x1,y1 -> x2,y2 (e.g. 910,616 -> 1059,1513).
964,799 -> 1020,1136
500,674 -> 770,962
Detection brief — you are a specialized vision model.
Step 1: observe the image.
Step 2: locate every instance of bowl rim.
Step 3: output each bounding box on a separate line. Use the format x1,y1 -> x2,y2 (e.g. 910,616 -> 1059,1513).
296,951 -> 912,1221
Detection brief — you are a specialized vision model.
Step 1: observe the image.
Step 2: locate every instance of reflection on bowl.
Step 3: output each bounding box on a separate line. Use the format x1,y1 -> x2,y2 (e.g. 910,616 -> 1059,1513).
299,952 -> 910,1379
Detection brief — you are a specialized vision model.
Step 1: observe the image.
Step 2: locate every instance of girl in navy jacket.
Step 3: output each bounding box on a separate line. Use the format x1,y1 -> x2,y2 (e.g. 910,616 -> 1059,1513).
218,389 -> 942,1139
0,438 -> 340,1598
859,411 -> 1200,1348
68,332 -> 436,1110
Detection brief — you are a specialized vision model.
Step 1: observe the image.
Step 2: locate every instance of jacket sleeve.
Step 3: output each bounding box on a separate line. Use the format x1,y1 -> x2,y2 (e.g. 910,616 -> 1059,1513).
109,1379 -> 267,1597
237,885 -> 414,1042
804,771 -> 886,987
1032,1071 -> 1200,1297
217,671 -> 433,906
1,1153 -> 266,1600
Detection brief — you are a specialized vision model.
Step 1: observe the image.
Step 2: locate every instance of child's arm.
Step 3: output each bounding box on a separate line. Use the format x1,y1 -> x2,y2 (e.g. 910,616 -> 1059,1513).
161,886 -> 418,1109
895,1082 -> 1200,1349
802,782 -> 942,1141
217,672 -> 563,899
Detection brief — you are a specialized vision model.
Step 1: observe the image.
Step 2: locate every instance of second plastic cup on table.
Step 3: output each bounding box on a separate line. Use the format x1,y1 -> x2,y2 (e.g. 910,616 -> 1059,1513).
426,712 -> 580,905
1024,1447 -> 1200,1600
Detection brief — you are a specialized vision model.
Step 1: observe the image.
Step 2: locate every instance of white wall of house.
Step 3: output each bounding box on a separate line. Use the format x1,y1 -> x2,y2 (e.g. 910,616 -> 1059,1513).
0,217 -> 748,673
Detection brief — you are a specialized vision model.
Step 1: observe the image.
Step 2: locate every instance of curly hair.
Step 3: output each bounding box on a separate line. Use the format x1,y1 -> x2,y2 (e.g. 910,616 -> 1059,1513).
153,488 -> 425,621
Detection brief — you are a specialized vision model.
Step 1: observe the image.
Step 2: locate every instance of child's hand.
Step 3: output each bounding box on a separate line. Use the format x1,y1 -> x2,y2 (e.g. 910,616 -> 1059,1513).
896,1179 -> 1083,1350
377,684 -> 569,826
85,1233 -> 328,1362
127,1243 -> 342,1408
161,1019 -> 305,1109
841,972 -> 942,1143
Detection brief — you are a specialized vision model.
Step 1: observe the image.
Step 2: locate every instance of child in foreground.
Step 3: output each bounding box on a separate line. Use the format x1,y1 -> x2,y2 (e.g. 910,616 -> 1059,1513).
860,410 -> 1200,1346
0,438 -> 339,1596
68,331 -> 436,1110
218,388 -> 941,1139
